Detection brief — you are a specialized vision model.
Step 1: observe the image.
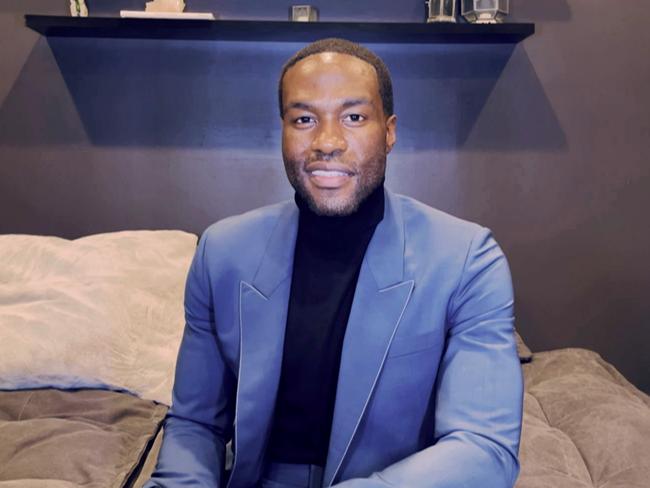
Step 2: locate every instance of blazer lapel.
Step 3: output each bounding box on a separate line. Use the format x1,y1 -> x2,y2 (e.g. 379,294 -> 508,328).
324,191 -> 415,486
227,202 -> 298,488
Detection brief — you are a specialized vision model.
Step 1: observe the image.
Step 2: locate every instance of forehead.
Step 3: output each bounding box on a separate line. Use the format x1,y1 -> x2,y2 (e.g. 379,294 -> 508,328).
282,52 -> 380,104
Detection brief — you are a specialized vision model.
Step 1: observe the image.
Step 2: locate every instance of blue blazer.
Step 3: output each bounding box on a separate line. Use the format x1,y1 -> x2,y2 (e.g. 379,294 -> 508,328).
146,189 -> 523,488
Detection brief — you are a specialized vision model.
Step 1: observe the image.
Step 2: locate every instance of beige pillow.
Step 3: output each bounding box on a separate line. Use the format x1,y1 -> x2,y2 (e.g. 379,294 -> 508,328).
0,230 -> 197,405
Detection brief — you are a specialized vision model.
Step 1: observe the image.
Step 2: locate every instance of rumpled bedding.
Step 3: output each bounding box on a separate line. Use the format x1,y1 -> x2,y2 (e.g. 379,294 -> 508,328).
0,231 -> 197,406
0,388 -> 167,488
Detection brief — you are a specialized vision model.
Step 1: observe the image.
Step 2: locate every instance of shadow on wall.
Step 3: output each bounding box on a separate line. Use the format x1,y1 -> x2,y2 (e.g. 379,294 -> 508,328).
0,38 -> 289,149
0,37 -> 566,152
379,43 -> 566,151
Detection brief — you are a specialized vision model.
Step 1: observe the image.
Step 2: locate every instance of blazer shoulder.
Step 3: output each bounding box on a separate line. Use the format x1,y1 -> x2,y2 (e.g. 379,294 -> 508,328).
199,200 -> 294,263
394,193 -> 485,246
391,192 -> 507,299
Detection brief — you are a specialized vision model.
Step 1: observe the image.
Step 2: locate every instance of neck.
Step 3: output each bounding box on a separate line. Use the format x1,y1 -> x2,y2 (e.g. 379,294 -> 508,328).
295,184 -> 385,247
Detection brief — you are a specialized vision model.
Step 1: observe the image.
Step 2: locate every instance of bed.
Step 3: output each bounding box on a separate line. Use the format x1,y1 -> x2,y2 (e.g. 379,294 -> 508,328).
0,231 -> 195,488
1,231 -> 648,487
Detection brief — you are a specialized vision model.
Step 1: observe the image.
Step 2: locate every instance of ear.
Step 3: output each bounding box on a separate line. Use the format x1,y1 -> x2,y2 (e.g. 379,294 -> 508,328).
385,114 -> 397,153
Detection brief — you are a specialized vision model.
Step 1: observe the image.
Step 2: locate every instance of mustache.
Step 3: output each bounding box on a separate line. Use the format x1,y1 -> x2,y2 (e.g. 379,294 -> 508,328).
308,153 -> 344,163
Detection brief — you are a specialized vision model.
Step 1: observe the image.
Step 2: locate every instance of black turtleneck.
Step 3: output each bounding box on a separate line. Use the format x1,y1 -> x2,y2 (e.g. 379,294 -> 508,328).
267,184 -> 385,466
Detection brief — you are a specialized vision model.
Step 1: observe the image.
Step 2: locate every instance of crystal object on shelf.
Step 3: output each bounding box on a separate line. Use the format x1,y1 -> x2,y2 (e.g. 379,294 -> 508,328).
290,5 -> 319,22
461,0 -> 509,24
426,0 -> 457,23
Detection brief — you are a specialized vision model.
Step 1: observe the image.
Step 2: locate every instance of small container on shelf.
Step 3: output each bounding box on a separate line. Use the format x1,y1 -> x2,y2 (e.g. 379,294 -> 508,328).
290,5 -> 319,22
426,0 -> 458,23
461,0 -> 509,24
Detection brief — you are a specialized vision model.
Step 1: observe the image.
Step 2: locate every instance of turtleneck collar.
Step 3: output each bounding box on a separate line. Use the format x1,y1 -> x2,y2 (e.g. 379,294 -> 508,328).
294,183 -> 385,248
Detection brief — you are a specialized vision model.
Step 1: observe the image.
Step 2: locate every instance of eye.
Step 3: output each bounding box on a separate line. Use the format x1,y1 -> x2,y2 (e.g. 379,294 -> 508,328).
343,113 -> 366,124
293,116 -> 315,126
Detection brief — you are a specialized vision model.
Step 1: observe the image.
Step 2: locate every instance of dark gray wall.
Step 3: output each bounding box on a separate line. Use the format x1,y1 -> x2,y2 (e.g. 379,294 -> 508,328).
1,1 -> 649,392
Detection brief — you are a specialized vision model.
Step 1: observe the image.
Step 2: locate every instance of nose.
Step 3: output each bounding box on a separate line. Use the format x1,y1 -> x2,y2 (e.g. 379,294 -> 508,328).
311,119 -> 347,156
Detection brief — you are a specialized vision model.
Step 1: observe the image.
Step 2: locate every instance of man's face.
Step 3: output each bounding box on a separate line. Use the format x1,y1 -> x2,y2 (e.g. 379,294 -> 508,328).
281,52 -> 397,216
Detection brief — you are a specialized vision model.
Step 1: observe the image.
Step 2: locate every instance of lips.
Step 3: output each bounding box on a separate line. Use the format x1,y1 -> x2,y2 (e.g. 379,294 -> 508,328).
305,161 -> 355,175
311,169 -> 350,177
305,163 -> 355,189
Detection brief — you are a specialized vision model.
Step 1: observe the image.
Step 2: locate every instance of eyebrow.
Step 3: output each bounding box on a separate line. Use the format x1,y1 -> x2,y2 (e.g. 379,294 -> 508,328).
341,98 -> 373,109
285,98 -> 374,112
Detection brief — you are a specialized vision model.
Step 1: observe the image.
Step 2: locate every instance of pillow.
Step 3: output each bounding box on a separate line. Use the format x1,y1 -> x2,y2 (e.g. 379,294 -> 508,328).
0,230 -> 197,405
0,388 -> 167,488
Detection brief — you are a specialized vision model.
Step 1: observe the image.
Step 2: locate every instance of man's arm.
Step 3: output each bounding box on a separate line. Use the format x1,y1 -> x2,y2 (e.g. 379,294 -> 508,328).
145,232 -> 236,487
335,228 -> 524,488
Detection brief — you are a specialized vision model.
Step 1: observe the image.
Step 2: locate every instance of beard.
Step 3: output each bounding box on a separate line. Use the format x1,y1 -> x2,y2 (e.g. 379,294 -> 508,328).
283,148 -> 387,217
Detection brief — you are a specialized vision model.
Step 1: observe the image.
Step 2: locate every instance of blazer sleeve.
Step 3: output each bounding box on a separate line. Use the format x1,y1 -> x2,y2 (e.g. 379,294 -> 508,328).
334,228 -> 524,488
145,231 -> 236,487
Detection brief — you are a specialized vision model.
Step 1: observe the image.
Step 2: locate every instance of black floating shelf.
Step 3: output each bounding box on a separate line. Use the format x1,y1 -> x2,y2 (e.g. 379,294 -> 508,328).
25,15 -> 534,44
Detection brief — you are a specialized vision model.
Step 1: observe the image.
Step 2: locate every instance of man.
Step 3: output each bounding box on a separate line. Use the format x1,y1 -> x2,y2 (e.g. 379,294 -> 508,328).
146,38 -> 523,488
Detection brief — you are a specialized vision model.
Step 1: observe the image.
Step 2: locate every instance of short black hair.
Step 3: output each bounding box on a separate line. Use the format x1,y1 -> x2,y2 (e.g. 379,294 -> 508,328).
278,38 -> 394,118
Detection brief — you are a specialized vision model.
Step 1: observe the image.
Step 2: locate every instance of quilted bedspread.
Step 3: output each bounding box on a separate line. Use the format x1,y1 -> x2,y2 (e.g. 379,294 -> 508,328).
517,348 -> 650,488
